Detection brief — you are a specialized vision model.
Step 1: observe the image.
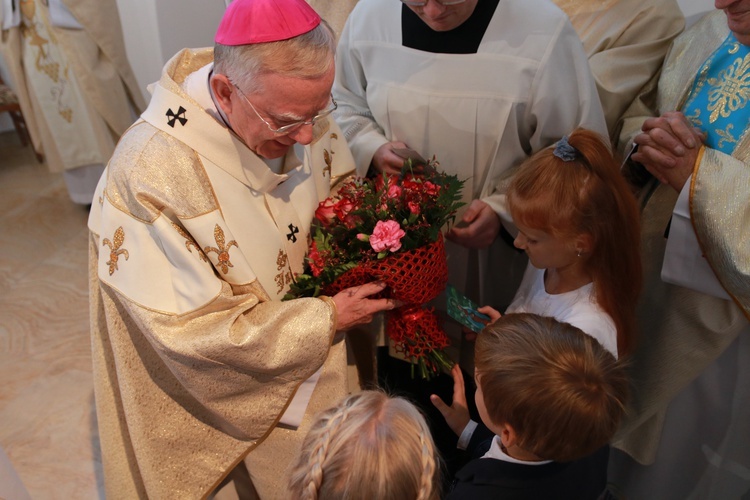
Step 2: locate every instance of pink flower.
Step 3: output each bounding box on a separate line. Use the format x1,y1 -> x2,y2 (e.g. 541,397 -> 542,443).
369,220 -> 405,253
408,201 -> 420,215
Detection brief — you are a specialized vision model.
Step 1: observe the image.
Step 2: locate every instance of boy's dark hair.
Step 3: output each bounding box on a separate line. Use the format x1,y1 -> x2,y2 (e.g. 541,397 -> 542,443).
475,313 -> 629,462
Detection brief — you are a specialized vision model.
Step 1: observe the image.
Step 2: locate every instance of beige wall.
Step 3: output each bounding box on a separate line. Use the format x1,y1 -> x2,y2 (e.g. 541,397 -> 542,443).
116,0 -> 226,103
0,0 -> 226,132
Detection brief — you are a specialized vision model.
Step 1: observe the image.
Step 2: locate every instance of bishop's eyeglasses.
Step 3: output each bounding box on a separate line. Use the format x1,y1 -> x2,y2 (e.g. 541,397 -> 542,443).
400,0 -> 467,6
230,79 -> 337,135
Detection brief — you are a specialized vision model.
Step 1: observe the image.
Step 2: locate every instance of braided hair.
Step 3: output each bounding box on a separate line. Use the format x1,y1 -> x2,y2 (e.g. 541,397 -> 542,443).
289,391 -> 441,500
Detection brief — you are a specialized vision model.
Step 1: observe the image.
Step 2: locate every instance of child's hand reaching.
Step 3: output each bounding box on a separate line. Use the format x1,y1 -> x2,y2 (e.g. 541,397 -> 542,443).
430,365 -> 471,437
464,305 -> 501,341
477,305 -> 501,323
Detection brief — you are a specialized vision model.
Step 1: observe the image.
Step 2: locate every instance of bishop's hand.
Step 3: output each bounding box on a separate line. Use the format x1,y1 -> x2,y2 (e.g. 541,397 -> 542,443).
332,281 -> 400,332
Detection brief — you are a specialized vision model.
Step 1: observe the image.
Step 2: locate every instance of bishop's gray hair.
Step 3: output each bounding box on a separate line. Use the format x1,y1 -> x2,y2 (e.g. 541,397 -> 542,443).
213,20 -> 335,95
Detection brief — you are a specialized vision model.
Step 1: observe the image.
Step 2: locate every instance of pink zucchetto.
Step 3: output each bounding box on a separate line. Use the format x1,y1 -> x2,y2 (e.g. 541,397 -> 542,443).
215,0 -> 321,46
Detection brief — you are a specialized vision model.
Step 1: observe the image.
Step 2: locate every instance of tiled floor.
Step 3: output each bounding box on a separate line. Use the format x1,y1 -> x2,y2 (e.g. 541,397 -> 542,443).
0,131 -> 364,499
0,131 -> 101,498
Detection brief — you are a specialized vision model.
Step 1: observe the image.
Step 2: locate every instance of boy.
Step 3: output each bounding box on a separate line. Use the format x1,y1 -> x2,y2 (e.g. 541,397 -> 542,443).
431,313 -> 628,499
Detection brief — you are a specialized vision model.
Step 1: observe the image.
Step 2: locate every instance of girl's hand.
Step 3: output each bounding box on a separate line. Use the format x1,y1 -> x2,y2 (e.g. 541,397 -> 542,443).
477,305 -> 501,323
464,305 -> 499,341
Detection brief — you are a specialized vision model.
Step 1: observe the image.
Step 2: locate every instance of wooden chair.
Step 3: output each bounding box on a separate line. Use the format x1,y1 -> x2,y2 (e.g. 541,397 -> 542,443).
0,75 -> 40,159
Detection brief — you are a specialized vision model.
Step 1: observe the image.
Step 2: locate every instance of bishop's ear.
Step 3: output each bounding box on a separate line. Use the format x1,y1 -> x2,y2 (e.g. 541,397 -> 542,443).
210,73 -> 234,116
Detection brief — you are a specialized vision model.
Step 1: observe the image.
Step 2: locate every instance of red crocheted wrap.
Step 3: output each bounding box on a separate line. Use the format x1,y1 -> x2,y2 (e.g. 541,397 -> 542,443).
323,235 -> 450,363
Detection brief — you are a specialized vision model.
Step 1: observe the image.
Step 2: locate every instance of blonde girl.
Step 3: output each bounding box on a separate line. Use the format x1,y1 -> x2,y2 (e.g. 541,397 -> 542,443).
288,391 -> 441,500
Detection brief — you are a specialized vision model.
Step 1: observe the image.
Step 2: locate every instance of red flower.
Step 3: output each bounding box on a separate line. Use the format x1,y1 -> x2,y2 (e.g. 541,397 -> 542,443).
315,199 -> 337,227
334,197 -> 356,219
334,196 -> 360,229
401,177 -> 422,192
308,241 -> 325,277
423,181 -> 440,196
369,220 -> 406,253
284,156 -> 466,379
374,173 -> 394,191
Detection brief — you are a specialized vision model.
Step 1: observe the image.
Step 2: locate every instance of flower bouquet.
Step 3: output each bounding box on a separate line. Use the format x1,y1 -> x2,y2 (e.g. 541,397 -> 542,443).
284,158 -> 465,379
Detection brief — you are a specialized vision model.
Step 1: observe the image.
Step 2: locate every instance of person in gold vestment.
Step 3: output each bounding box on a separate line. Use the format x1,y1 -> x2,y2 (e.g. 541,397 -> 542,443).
0,0 -> 146,204
551,0 -> 685,137
608,3 -> 750,498
87,0 -> 397,498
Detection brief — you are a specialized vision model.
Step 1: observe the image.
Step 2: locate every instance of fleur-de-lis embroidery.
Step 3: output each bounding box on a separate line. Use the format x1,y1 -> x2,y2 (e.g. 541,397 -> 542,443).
274,249 -> 292,293
716,123 -> 738,149
170,221 -> 207,262
685,108 -> 703,128
323,149 -> 333,177
204,224 -> 239,274
102,227 -> 129,276
322,133 -> 339,177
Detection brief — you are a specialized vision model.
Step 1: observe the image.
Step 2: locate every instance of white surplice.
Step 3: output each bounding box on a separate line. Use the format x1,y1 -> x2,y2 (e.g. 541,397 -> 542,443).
333,0 -> 606,364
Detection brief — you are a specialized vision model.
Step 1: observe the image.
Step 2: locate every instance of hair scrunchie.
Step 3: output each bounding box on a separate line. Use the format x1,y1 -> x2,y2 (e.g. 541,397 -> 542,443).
553,136 -> 579,162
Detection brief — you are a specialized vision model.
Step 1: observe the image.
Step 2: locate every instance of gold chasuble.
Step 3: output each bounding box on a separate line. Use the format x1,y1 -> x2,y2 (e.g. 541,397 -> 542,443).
616,11 -> 750,465
88,48 -> 354,499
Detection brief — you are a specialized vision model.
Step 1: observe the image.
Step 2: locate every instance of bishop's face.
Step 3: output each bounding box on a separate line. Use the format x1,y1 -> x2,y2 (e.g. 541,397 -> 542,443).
222,62 -> 335,159
716,0 -> 750,45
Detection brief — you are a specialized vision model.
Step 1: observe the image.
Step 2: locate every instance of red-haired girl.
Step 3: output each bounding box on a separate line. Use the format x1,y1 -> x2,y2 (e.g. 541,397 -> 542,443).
482,128 -> 641,357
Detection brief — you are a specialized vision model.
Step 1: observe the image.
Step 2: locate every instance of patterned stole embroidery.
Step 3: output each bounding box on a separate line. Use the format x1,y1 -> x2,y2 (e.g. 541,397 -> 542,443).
683,34 -> 750,155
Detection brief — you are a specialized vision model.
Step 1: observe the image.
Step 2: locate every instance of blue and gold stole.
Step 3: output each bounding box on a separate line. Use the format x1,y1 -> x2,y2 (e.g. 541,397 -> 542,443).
683,33 -> 750,155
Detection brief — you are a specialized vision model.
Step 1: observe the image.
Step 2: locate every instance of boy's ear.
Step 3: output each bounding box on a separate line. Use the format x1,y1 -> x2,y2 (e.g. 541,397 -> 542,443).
499,422 -> 519,448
